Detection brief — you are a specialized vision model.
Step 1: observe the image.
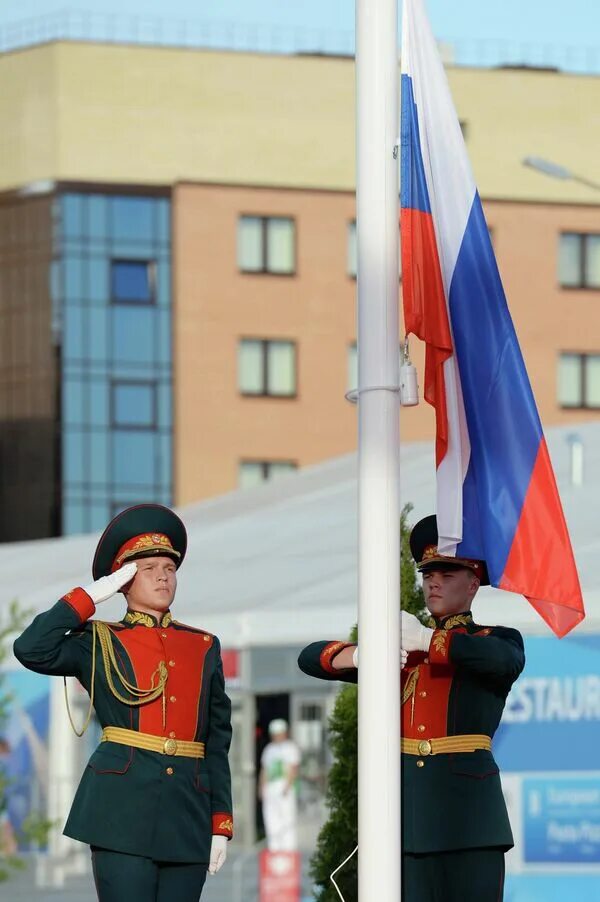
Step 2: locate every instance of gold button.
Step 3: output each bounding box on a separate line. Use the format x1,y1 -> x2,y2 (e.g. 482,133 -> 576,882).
170,696 -> 176,703
169,660 -> 175,667
419,691 -> 427,698
416,760 -> 424,768
166,767 -> 174,776
161,632 -> 167,638
418,724 -> 426,733
418,740 -> 432,756
424,657 -> 429,664
169,731 -> 176,739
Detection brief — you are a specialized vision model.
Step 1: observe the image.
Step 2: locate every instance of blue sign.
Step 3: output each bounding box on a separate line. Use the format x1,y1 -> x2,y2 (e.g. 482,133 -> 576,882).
523,778 -> 600,863
494,635 -> 600,771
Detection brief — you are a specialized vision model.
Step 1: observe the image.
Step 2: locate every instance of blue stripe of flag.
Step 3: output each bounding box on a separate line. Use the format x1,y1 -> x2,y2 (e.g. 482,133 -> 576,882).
450,193 -> 543,582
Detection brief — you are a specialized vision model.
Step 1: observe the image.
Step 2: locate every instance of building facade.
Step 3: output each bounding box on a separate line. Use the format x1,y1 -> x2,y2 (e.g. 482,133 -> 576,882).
0,42 -> 598,535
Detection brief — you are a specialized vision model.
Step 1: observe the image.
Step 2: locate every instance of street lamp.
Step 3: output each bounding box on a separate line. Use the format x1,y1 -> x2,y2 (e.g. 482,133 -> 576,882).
522,156 -> 600,192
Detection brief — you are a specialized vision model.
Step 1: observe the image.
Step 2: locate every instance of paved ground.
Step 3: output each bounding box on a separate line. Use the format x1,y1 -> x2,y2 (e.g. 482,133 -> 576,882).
0,850 -> 317,901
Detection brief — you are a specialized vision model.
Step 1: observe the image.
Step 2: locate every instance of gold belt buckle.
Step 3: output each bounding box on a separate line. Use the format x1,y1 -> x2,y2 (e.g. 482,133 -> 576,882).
417,739 -> 432,757
163,738 -> 178,755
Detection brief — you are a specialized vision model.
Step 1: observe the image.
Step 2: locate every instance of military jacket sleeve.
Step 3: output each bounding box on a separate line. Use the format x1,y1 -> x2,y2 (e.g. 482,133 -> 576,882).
428,624 -> 525,684
205,637 -> 234,838
297,641 -> 358,684
13,590 -> 95,677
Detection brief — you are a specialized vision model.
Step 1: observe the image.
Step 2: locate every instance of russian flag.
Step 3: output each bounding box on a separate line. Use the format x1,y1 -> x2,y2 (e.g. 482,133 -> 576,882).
400,0 -> 584,637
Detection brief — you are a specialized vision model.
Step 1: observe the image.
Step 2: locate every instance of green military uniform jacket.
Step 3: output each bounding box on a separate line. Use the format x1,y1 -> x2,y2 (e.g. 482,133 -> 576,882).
13,588 -> 233,863
298,612 -> 524,854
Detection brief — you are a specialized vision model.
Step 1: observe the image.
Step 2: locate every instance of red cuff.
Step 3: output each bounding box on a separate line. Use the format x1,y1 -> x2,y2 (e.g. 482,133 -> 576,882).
428,629 -> 454,664
61,588 -> 96,623
319,641 -> 354,675
212,813 -> 233,838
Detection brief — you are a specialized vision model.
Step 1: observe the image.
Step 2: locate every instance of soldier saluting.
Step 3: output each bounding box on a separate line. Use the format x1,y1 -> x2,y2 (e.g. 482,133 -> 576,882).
14,504 -> 233,902
298,514 -> 524,902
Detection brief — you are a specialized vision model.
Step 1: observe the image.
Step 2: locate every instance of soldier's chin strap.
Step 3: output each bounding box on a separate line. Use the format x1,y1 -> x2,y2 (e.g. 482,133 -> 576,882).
330,844 -> 358,902
64,621 -> 169,736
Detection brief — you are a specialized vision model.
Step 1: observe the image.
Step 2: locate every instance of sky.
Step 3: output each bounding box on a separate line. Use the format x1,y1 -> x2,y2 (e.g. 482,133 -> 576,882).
0,0 -> 597,72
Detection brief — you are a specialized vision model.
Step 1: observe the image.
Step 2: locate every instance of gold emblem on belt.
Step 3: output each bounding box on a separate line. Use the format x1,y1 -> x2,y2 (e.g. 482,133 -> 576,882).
417,739 -> 432,756
163,738 -> 178,755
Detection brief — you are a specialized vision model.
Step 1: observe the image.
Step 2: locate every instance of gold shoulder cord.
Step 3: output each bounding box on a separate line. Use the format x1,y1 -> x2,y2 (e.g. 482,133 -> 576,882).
402,665 -> 420,726
64,622 -> 169,737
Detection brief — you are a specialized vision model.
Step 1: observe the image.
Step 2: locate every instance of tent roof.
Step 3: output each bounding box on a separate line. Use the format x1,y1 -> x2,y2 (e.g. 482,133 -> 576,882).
2,421 -> 599,648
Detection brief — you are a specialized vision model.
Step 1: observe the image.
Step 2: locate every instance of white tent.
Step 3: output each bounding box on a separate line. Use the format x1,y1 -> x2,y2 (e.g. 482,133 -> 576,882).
2,421 -> 599,649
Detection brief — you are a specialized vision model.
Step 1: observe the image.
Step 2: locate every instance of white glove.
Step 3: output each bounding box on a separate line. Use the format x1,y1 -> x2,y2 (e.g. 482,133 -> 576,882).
82,562 -> 138,605
401,610 -> 434,653
209,834 -> 228,875
353,646 -> 409,668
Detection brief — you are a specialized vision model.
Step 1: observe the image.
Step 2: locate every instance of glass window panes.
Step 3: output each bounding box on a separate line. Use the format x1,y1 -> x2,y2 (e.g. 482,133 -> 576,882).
112,382 -> 156,428
89,258 -> 109,303
347,221 -> 357,278
88,195 -> 108,242
238,217 -> 263,272
57,192 -> 173,535
62,195 -> 83,240
111,260 -> 153,304
64,256 -> 84,302
239,461 -> 265,488
348,343 -> 358,392
112,307 -> 154,364
266,218 -> 295,274
239,460 -> 297,488
238,340 -> 264,394
584,356 -> 600,408
267,341 -> 296,396
111,197 -> 155,243
558,354 -> 581,407
584,236 -> 600,289
558,234 -> 581,287
269,462 -> 297,480
112,431 -> 156,486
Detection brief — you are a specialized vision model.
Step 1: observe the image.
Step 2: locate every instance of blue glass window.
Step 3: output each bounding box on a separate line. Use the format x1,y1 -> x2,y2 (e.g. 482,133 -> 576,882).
111,197 -> 155,243
88,195 -> 108,243
111,260 -> 154,304
111,381 -> 156,428
112,306 -> 154,364
62,195 -> 83,240
112,432 -> 156,486
64,256 -> 84,303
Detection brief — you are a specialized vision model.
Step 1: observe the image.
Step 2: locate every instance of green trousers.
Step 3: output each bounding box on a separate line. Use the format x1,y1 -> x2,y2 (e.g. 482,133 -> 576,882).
402,847 -> 505,902
91,847 -> 208,902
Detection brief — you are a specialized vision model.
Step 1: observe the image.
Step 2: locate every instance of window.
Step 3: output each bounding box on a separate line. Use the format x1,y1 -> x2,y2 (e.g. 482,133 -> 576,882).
239,460 -> 297,488
238,339 -> 297,397
111,380 -> 157,429
237,216 -> 295,274
348,342 -> 358,392
347,221 -> 357,278
558,353 -> 600,409
559,233 -> 600,289
111,259 -> 155,304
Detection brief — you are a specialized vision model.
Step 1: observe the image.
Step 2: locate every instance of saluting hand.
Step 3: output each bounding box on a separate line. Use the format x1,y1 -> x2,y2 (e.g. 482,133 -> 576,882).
400,610 -> 434,653
83,562 -> 138,605
208,834 -> 228,875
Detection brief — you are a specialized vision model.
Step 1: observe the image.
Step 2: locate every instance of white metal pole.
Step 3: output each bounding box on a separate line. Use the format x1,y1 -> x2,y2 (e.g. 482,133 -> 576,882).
356,0 -> 401,899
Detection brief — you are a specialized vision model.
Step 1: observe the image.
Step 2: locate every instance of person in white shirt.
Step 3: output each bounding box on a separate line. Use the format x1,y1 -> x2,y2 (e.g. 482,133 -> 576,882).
259,719 -> 301,851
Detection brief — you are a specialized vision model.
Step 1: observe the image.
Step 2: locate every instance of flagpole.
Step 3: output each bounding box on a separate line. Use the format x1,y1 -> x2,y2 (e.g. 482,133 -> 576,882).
356,0 -> 401,899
